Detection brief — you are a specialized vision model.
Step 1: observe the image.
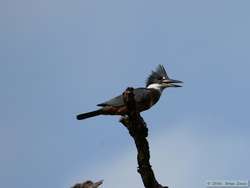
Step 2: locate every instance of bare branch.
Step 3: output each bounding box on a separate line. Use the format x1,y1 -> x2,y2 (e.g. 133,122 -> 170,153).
72,87 -> 168,188
120,87 -> 168,188
72,180 -> 103,188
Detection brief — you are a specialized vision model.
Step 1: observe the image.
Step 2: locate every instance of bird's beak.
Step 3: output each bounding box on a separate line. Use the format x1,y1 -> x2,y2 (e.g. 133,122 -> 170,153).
162,79 -> 183,87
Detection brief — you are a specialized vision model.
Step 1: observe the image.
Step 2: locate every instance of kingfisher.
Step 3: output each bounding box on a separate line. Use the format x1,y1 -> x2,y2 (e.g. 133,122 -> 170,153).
76,65 -> 182,120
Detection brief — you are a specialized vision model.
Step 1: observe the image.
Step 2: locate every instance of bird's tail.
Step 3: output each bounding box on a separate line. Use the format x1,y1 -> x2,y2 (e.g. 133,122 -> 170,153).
76,109 -> 103,120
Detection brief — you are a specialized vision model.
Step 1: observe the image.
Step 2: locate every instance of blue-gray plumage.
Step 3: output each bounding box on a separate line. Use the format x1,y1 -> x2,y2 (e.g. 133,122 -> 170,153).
76,65 -> 182,120
97,88 -> 161,112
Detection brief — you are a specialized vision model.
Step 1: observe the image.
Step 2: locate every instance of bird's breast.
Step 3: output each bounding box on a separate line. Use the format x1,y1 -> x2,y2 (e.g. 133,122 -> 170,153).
137,89 -> 161,112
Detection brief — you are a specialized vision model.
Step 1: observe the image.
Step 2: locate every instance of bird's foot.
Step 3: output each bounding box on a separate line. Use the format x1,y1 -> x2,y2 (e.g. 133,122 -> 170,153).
119,115 -> 130,127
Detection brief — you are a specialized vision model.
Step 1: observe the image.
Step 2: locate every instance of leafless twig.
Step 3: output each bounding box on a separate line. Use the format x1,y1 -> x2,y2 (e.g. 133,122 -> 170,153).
72,180 -> 103,188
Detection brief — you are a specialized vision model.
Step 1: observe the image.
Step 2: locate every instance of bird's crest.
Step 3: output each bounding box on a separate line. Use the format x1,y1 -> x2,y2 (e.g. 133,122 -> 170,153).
146,65 -> 169,86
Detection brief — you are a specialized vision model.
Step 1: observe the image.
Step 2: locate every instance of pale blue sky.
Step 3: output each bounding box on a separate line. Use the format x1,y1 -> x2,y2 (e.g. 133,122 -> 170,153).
0,1 -> 250,188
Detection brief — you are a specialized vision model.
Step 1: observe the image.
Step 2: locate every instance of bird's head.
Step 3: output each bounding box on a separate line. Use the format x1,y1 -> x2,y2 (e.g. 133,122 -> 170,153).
146,65 -> 183,91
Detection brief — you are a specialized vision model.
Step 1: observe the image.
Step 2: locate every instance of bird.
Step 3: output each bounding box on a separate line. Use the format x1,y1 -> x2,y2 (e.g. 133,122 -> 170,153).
76,64 -> 182,120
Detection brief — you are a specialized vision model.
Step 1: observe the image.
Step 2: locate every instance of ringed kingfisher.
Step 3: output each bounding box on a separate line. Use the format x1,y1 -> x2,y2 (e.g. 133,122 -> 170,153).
76,65 -> 182,120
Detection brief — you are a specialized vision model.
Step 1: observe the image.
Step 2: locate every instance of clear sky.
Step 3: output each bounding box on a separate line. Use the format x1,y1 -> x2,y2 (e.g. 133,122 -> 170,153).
1,1 -> 250,188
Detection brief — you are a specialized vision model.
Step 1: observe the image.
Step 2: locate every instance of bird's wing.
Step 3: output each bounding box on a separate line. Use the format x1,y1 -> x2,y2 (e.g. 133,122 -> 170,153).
97,88 -> 151,107
134,88 -> 152,105
97,94 -> 124,107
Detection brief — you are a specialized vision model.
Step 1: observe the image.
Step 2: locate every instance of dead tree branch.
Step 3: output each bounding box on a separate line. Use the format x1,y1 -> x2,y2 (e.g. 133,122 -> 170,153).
72,180 -> 103,188
120,87 -> 168,188
72,87 -> 168,188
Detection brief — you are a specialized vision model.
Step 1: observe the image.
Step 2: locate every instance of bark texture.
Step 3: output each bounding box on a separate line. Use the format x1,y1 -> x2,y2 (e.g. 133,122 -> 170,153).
120,87 -> 168,188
